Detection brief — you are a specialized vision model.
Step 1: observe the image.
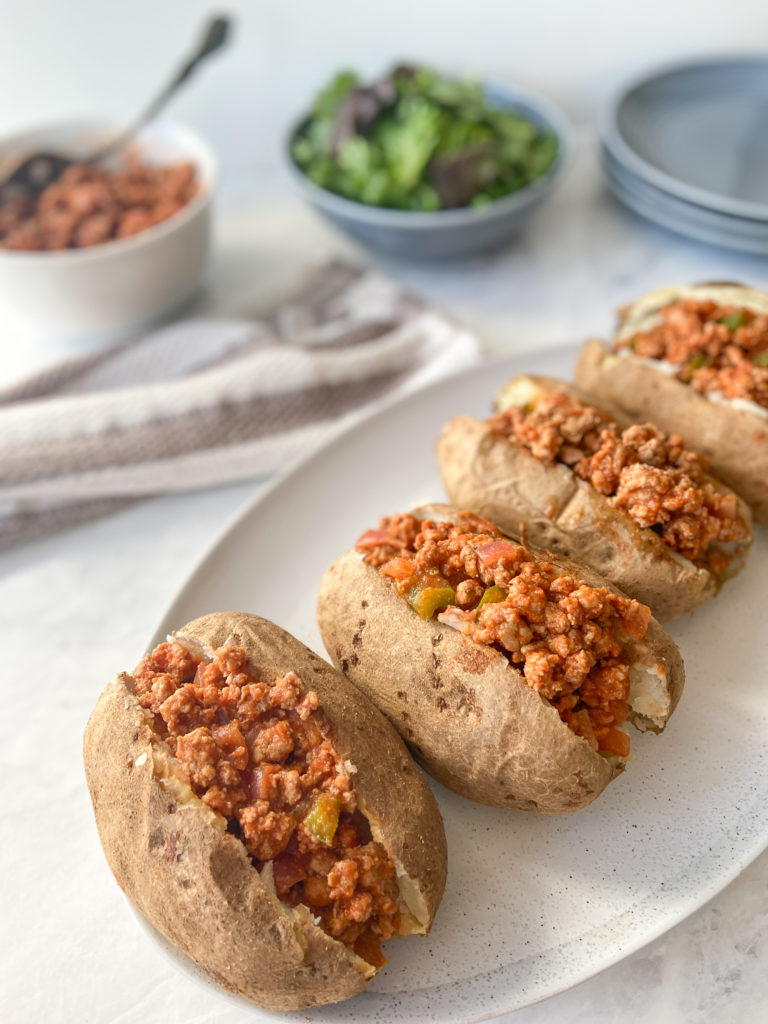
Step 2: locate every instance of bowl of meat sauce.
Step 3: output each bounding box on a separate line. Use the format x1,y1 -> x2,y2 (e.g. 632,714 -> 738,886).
0,119 -> 215,343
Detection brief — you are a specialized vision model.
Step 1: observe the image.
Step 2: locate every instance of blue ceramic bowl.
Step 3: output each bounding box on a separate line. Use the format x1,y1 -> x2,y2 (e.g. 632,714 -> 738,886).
285,78 -> 571,260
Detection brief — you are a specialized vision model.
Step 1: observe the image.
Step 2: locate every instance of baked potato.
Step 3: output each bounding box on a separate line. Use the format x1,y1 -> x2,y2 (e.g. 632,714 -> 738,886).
317,505 -> 685,814
437,374 -> 752,621
83,612 -> 447,1010
574,283 -> 768,522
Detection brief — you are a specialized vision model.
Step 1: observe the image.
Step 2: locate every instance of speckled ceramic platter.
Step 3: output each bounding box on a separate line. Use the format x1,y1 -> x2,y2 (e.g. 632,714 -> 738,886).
139,344 -> 768,1022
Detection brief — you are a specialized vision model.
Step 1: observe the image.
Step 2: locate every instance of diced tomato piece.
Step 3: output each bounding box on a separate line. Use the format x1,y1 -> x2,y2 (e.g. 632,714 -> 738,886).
563,708 -> 598,751
354,930 -> 388,968
475,539 -> 524,568
272,853 -> 309,896
380,557 -> 416,580
597,727 -> 631,758
607,699 -> 630,726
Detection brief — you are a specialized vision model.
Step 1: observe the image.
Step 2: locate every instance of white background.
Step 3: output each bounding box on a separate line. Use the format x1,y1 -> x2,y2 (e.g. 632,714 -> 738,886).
1,0 -> 767,168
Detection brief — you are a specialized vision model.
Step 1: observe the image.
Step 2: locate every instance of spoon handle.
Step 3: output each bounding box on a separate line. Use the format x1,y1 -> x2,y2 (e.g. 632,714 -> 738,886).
91,14 -> 232,162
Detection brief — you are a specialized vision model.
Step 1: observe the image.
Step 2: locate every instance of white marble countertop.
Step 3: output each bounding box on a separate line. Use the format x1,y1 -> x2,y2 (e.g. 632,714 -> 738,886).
3,138 -> 767,1023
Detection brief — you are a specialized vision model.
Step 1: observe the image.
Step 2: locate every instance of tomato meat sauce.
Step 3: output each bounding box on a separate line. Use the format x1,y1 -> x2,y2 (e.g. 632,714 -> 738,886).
0,159 -> 198,251
357,512 -> 655,758
133,641 -> 402,966
616,298 -> 768,410
488,391 -> 748,577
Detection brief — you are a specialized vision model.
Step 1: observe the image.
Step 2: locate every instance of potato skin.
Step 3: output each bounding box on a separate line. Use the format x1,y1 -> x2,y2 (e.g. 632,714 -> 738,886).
437,401 -> 751,621
575,328 -> 768,525
317,528 -> 684,814
83,612 -> 447,1011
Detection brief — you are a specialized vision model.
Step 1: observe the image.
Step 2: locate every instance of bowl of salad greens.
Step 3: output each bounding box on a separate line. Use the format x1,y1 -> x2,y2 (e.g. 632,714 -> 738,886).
287,65 -> 570,258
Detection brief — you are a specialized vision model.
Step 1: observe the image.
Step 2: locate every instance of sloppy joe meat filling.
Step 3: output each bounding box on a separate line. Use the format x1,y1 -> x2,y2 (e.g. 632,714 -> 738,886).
615,298 -> 768,409
0,160 -> 198,251
133,642 -> 401,966
488,391 -> 747,576
357,512 -> 654,758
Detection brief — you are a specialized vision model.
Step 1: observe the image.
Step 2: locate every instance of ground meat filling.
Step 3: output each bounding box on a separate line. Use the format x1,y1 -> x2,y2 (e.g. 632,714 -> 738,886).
356,513 -> 653,758
0,159 -> 198,251
487,392 -> 747,576
133,642 -> 402,966
615,298 -> 768,409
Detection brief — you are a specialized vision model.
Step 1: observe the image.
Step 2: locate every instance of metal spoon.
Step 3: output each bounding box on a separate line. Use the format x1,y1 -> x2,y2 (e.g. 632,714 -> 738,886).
0,14 -> 231,207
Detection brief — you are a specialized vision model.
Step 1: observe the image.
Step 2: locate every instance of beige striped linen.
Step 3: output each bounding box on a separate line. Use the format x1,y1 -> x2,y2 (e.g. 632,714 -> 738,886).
0,261 -> 480,545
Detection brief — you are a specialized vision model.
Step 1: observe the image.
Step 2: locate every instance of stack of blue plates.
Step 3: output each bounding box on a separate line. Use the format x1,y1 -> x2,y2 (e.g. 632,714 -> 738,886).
599,56 -> 768,254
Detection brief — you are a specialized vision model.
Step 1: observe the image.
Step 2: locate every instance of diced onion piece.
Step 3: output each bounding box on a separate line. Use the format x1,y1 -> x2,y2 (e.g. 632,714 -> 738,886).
355,529 -> 406,550
436,607 -> 473,633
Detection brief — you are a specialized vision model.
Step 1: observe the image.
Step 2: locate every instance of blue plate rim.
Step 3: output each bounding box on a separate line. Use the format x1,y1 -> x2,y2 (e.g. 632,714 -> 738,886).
604,160 -> 768,255
599,53 -> 768,222
601,145 -> 768,238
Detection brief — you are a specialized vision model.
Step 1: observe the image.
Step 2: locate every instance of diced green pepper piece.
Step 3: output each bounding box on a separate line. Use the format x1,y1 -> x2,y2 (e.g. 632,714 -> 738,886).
689,351 -> 712,370
407,578 -> 455,619
303,792 -> 341,846
754,351 -> 768,368
477,584 -> 507,609
719,310 -> 749,331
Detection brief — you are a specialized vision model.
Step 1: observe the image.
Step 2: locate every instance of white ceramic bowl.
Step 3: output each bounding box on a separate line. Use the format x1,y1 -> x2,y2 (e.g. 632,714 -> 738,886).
0,119 -> 216,344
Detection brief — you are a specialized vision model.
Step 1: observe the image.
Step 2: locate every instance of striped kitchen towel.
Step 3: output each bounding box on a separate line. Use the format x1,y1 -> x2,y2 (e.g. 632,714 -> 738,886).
0,260 -> 481,546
